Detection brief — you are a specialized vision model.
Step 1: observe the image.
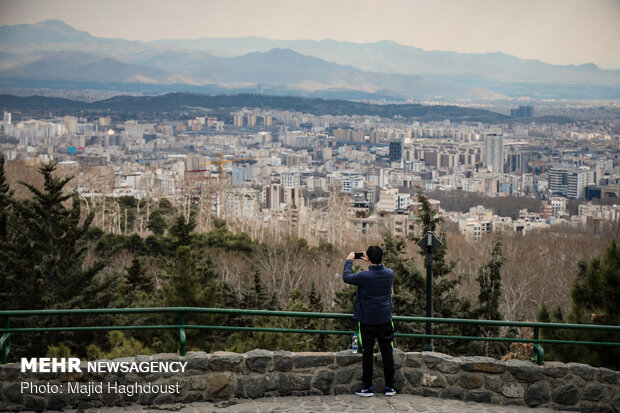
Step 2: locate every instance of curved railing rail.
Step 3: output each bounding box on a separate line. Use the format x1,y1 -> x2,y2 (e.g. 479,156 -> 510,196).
2,307 -> 619,365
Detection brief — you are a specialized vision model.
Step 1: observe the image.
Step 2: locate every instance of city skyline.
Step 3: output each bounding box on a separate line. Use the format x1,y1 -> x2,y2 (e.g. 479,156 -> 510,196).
1,0 -> 619,69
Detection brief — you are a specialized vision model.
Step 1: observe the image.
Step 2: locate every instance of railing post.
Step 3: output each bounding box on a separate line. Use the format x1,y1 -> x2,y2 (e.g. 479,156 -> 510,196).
1,317 -> 10,364
533,326 -> 544,365
178,312 -> 186,356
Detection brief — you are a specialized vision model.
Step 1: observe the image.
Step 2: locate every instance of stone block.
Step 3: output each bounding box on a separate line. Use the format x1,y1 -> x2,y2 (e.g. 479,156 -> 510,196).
404,370 -> 423,387
501,383 -> 525,398
460,356 -> 507,374
581,401 -> 614,413
507,359 -> 543,383
294,352 -> 333,369
544,361 -> 569,378
551,384 -> 579,405
2,383 -> 23,404
244,375 -> 265,398
0,364 -> 21,381
441,386 -> 464,400
312,370 -> 335,394
274,350 -> 293,371
189,375 -> 209,390
446,375 -> 458,385
184,351 -> 209,371
611,394 -> 620,413
290,374 -> 312,391
245,349 -> 272,373
394,370 -> 406,390
335,350 -> 361,367
182,391 -> 203,403
525,381 -> 550,407
582,384 -> 605,401
24,395 -> 46,411
405,352 -> 423,368
569,363 -> 596,381
236,379 -> 247,400
436,355 -> 460,374
422,352 -> 445,368
460,373 -> 484,389
209,352 -> 244,372
153,394 -> 174,405
47,393 -> 68,410
421,373 -> 446,387
485,376 -> 502,393
597,368 -> 618,384
206,373 -> 233,398
423,388 -> 440,397
336,368 -> 355,384
278,373 -> 290,395
465,390 -> 492,403
264,374 -> 278,392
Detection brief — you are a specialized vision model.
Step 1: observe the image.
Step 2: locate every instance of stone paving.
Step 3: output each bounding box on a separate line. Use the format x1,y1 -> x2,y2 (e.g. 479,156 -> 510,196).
45,394 -> 573,413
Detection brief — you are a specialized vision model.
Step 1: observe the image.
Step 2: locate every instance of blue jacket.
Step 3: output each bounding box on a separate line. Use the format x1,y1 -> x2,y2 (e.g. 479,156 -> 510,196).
343,260 -> 394,325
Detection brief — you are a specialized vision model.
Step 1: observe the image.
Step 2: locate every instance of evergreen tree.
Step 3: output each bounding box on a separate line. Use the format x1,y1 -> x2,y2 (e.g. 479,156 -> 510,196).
3,162 -> 116,357
168,214 -> 196,248
0,152 -> 13,240
538,240 -> 620,368
125,257 -> 153,293
0,153 -> 15,309
7,162 -> 110,310
475,237 -> 505,357
147,209 -> 167,236
416,190 -> 441,233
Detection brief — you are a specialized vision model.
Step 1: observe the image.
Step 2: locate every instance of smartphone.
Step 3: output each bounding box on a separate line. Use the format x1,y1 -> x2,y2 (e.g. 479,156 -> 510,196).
354,252 -> 364,259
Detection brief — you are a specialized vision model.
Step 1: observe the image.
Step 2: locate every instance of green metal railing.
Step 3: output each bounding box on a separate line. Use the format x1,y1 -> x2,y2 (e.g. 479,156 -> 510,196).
1,307 -> 619,365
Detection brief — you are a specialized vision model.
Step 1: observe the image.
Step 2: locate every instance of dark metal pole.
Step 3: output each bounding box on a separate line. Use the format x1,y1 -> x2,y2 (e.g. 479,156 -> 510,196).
424,235 -> 434,351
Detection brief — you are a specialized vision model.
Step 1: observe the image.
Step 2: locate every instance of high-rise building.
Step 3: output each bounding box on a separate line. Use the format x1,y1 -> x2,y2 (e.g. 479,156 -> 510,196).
548,165 -> 595,199
389,140 -> 403,162
234,115 -> 244,127
510,106 -> 534,118
64,116 -> 78,135
280,170 -> 301,188
263,115 -> 272,126
484,134 -> 504,174
246,114 -> 257,126
505,151 -> 522,173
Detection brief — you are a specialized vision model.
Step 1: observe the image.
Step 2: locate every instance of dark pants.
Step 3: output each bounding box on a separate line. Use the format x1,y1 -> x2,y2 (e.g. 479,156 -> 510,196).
359,321 -> 395,388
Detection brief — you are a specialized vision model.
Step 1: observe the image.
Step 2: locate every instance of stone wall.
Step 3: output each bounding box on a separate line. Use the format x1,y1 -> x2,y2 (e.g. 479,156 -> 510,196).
0,351 -> 618,412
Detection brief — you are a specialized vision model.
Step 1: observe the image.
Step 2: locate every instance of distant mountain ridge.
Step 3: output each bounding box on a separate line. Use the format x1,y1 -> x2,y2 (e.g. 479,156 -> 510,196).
0,92 -> 509,122
0,20 -> 618,100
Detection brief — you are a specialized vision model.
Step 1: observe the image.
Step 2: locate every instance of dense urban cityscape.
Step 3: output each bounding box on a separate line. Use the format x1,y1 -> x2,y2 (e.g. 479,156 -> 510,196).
1,100 -> 619,245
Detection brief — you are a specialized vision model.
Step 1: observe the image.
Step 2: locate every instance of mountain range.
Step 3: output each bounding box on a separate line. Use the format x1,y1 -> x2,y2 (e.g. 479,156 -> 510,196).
0,92 -> 511,123
0,20 -> 618,101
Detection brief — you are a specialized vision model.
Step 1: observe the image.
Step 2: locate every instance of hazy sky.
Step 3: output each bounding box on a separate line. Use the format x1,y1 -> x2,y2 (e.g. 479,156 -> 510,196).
1,0 -> 619,69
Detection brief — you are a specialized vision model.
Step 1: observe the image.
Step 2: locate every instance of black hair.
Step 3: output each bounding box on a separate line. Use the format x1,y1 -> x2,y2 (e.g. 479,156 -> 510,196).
366,246 -> 383,264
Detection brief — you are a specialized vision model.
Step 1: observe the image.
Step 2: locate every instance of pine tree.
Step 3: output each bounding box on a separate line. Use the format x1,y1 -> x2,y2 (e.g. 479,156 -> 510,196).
475,237 -> 505,357
147,209 -> 167,236
416,190 -> 441,233
0,153 -> 15,309
538,240 -> 620,368
8,162 -> 110,310
168,214 -> 196,248
0,152 -> 13,240
125,257 -> 153,293
3,162 -> 115,357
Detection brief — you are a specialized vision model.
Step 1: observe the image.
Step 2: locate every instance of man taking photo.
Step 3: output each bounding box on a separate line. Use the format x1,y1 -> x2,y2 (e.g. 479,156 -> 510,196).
343,246 -> 396,397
